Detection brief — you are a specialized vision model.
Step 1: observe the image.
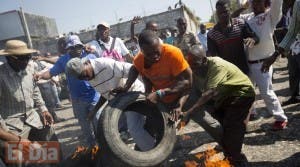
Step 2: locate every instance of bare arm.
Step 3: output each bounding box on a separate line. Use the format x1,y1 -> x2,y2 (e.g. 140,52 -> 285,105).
142,76 -> 153,94
270,0 -> 283,28
33,56 -> 59,64
161,67 -> 193,97
185,89 -> 216,115
125,53 -> 134,63
130,16 -> 142,39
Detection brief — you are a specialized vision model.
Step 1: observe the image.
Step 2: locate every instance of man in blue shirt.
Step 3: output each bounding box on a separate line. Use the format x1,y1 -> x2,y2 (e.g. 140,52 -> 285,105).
197,24 -> 208,51
35,35 -> 100,146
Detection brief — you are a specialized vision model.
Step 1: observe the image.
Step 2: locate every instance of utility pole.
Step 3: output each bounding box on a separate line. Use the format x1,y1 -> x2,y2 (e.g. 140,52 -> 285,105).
19,1 -> 32,48
209,0 -> 217,23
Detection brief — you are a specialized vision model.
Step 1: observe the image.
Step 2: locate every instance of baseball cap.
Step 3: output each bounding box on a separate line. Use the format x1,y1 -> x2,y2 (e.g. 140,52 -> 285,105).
65,57 -> 85,78
97,22 -> 110,29
65,35 -> 83,49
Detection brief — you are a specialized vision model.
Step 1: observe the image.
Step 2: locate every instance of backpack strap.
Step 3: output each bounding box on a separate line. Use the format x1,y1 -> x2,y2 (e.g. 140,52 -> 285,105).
97,40 -> 108,51
110,37 -> 116,52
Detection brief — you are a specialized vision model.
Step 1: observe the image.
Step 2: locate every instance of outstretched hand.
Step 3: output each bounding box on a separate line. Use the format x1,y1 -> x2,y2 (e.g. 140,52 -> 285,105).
131,16 -> 142,24
244,38 -> 255,48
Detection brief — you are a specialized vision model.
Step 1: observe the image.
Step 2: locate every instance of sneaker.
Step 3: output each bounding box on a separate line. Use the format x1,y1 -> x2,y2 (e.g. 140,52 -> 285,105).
282,97 -> 300,106
272,120 -> 288,130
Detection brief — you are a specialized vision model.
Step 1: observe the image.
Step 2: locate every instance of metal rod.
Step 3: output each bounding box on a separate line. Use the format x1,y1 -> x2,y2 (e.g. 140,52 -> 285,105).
209,0 -> 217,23
19,6 -> 32,48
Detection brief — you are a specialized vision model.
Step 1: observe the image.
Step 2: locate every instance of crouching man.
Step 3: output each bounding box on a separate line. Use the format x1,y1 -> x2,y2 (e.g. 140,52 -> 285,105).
65,57 -> 155,151
174,45 -> 255,166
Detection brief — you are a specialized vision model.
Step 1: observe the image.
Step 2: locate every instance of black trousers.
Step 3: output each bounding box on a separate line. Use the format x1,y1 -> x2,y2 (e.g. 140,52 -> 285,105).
213,96 -> 254,161
288,55 -> 300,98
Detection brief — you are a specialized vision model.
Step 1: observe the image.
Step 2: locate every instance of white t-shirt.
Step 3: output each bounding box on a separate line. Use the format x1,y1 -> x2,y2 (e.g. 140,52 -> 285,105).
89,36 -> 130,58
88,58 -> 144,100
240,0 -> 283,61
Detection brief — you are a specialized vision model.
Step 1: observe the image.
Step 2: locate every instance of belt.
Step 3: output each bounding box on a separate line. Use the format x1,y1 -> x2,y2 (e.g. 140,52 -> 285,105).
248,58 -> 267,64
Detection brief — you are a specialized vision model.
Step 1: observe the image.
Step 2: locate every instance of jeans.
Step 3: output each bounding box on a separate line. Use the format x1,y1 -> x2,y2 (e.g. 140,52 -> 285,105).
249,63 -> 288,121
72,99 -> 97,146
50,84 -> 61,106
126,111 -> 155,151
95,102 -> 155,151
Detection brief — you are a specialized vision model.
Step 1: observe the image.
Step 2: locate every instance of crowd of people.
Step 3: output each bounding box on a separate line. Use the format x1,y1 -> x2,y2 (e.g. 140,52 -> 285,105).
0,0 -> 299,166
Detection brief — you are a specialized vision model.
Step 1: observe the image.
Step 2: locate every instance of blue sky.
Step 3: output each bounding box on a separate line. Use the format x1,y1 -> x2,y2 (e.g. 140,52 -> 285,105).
1,0 -> 217,34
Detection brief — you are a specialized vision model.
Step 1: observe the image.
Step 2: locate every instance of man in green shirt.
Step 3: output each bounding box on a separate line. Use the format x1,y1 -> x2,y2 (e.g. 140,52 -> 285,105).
173,45 -> 255,166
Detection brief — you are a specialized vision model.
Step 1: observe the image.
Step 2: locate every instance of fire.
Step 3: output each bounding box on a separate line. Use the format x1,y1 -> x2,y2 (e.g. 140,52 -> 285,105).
71,146 -> 88,159
177,121 -> 186,130
203,148 -> 231,167
184,160 -> 199,167
184,146 -> 232,167
71,145 -> 100,160
91,145 -> 99,160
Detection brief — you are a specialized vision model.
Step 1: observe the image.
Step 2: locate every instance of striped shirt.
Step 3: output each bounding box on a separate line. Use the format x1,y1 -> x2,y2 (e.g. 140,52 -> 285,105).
207,18 -> 258,74
279,0 -> 300,51
0,61 -> 46,131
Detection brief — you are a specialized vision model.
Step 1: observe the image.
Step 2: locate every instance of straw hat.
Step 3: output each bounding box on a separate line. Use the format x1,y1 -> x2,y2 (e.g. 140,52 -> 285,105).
0,40 -> 37,56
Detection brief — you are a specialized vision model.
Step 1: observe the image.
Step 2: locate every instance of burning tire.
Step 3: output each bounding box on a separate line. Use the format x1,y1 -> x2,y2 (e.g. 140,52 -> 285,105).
96,92 -> 176,167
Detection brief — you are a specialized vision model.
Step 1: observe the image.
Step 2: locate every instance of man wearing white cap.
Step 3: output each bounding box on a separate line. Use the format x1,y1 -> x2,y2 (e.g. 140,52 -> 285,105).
0,40 -> 59,166
65,57 -> 156,151
35,35 -> 100,146
89,22 -> 133,62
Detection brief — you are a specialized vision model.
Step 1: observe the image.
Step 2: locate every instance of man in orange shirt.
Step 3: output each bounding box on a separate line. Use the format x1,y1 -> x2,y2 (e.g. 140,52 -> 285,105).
114,30 -> 192,112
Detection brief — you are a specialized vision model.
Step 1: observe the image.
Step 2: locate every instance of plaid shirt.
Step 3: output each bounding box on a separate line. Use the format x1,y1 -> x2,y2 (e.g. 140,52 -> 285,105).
279,0 -> 300,51
0,61 -> 46,132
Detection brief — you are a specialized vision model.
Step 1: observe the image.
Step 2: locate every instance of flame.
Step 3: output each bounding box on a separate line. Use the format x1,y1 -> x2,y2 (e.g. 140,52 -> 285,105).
71,146 -> 88,159
177,121 -> 186,130
204,148 -> 231,167
195,153 -> 204,159
71,145 -> 100,160
91,145 -> 99,160
184,160 -> 199,167
185,146 -> 232,167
